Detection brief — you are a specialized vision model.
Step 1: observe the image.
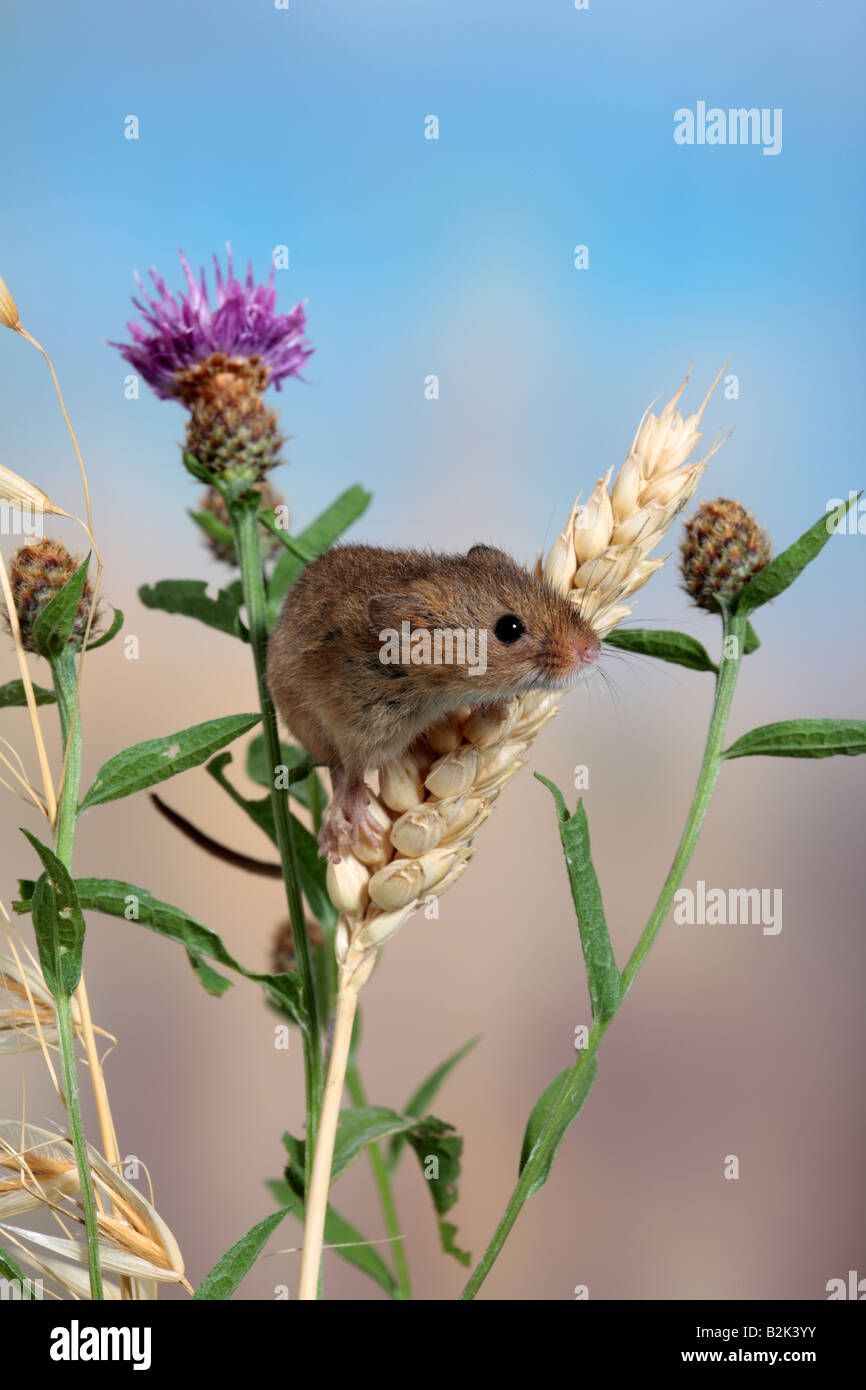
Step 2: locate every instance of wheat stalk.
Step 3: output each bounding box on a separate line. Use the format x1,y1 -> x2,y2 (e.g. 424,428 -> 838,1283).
297,368 -> 727,1298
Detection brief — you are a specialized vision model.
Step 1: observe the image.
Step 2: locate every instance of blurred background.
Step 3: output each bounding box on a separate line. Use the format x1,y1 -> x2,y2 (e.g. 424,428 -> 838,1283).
0,0 -> 864,1300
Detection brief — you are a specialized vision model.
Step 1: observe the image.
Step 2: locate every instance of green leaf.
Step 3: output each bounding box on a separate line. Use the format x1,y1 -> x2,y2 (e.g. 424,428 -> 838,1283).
266,1179 -> 398,1298
245,734 -> 325,812
735,494 -> 860,614
194,1206 -> 291,1300
723,718 -> 866,761
22,831 -> 86,996
189,509 -> 235,552
208,752 -> 336,927
258,510 -> 318,562
138,579 -> 245,640
331,1107 -> 417,1183
267,485 -> 373,615
62,878 -> 306,1026
182,451 -> 218,485
30,555 -> 90,659
603,628 -> 717,673
0,680 -> 56,707
388,1036 -> 481,1171
519,1058 -> 599,1198
744,621 -> 760,655
187,950 -> 233,997
79,712 -> 261,810
0,1242 -> 38,1296
536,777 -> 622,1022
405,1117 -> 470,1266
86,606 -> 124,650
207,751 -> 276,839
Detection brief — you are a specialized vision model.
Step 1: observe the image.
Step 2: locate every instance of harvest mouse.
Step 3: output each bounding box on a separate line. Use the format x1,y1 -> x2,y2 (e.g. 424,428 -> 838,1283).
266,543 -> 601,862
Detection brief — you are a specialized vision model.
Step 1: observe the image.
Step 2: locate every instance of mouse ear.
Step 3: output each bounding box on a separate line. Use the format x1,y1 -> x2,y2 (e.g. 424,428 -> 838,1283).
368,593 -> 437,635
467,543 -> 509,562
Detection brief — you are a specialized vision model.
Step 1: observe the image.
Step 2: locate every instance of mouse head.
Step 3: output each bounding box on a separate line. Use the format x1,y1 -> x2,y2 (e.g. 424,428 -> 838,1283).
367,544 -> 601,699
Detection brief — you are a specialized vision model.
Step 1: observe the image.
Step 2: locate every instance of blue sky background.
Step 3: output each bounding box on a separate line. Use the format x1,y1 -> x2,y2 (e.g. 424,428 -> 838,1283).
1,0 -> 864,624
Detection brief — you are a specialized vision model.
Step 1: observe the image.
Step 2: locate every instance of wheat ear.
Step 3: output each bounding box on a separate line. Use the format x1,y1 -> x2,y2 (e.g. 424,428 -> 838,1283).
297,369 -> 726,1298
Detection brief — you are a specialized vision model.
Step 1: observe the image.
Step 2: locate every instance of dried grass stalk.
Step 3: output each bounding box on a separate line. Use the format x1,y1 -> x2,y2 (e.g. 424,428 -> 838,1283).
0,1122 -> 186,1297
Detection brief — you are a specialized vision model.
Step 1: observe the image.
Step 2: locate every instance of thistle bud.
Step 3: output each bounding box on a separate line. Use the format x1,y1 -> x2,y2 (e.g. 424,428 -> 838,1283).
174,353 -> 285,484
270,915 -> 325,974
3,538 -> 98,654
680,498 -> 771,610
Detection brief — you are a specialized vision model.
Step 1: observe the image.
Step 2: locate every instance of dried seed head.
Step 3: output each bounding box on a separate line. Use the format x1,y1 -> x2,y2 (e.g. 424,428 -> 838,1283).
3,538 -> 98,654
680,498 -> 771,610
0,273 -> 21,330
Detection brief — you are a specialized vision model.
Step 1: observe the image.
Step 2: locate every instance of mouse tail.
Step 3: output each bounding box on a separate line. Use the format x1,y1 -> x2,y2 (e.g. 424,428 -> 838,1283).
149,792 -> 283,877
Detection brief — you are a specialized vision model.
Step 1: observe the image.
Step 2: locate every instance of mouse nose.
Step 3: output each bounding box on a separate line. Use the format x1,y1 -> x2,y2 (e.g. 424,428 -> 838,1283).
570,629 -> 601,670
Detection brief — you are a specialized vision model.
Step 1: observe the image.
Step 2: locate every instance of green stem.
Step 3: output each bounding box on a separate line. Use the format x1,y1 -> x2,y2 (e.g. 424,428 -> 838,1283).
51,648 -> 103,1300
346,1059 -> 413,1300
460,606 -> 747,1300
228,501 -> 324,1194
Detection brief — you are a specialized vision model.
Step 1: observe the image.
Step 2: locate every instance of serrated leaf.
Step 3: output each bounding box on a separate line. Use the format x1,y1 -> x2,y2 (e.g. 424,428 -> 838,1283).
405,1117 -> 470,1265
603,628 -> 717,673
138,579 -> 245,640
723,718 -> 866,761
193,1206 -> 291,1300
21,831 -> 86,997
56,878 -> 306,1027
519,1058 -> 599,1197
388,1036 -> 481,1171
268,485 -> 372,615
744,621 -> 760,655
187,950 -> 233,997
0,680 -> 56,708
736,494 -> 860,614
30,556 -> 90,659
79,712 -> 261,810
536,777 -> 622,1022
266,1179 -> 398,1297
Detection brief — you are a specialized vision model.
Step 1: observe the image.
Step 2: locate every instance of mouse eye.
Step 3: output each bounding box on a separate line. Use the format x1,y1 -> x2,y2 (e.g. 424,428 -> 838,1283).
494,614 -> 525,644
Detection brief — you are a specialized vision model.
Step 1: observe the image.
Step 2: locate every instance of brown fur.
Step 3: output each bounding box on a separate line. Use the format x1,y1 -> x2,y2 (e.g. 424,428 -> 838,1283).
266,543 -> 600,858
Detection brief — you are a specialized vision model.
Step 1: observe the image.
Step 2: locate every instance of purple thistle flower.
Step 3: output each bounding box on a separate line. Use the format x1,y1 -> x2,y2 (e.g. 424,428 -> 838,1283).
111,246 -> 313,399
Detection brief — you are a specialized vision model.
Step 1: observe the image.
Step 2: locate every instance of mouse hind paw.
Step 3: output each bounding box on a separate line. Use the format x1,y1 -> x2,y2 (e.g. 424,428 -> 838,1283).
317,777 -> 385,864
